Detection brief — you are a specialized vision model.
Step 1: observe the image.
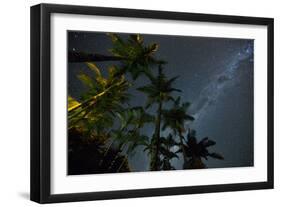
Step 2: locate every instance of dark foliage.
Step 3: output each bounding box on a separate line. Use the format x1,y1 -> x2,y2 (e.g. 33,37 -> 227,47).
68,128 -> 130,175
177,129 -> 224,169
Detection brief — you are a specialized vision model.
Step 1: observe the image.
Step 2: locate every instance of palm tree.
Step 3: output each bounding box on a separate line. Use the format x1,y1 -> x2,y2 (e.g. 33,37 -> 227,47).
108,33 -> 165,80
162,97 -> 194,132
178,129 -> 224,169
68,62 -> 133,174
161,96 -> 195,168
68,63 -> 131,132
107,107 -> 153,171
138,65 -> 181,170
159,134 -> 179,170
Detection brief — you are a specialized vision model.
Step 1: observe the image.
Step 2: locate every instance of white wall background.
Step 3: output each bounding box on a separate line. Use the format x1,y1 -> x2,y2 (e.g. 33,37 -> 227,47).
0,0 -> 279,206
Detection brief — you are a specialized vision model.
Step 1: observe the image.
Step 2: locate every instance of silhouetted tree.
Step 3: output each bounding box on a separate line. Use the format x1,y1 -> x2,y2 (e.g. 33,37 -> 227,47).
177,129 -> 224,169
138,65 -> 181,170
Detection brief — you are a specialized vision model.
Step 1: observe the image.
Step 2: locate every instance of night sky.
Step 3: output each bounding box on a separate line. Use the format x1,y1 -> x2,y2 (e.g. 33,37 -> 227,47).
68,31 -> 254,171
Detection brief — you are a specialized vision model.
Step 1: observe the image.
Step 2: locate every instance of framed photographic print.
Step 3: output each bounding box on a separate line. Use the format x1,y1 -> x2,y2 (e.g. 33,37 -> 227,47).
30,3 -> 274,203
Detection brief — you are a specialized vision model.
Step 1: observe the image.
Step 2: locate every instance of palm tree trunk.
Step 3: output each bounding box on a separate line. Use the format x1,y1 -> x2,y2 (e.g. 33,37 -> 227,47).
108,144 -> 124,170
98,139 -> 116,167
150,66 -> 164,171
155,100 -> 162,170
109,125 -> 138,171
178,131 -> 188,169
116,156 -> 128,172
190,156 -> 206,169
68,51 -> 127,62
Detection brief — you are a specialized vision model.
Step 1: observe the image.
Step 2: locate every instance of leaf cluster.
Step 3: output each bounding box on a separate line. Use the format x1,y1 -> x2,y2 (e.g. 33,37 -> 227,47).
108,33 -> 165,79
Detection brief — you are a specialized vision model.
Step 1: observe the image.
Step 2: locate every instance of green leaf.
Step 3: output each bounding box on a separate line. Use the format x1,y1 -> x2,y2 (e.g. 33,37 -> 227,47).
77,73 -> 93,88
116,112 -> 127,129
86,62 -> 102,77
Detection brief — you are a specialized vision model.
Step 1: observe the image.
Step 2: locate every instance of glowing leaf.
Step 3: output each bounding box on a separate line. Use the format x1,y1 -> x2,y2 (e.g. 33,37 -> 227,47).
68,96 -> 81,111
86,62 -> 102,77
77,73 -> 93,88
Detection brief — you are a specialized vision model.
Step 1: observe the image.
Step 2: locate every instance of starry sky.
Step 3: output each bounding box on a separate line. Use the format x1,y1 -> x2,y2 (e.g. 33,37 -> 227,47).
68,31 -> 254,171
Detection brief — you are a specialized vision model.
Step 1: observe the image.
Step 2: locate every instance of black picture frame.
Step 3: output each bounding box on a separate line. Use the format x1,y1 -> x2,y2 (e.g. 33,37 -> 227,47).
30,3 -> 274,204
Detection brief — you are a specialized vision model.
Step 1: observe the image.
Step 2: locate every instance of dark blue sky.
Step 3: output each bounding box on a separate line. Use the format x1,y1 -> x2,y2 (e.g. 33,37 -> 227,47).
68,31 -> 254,171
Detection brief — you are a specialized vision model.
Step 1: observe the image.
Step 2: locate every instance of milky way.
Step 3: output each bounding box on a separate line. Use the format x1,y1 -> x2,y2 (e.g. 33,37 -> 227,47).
190,41 -> 254,121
